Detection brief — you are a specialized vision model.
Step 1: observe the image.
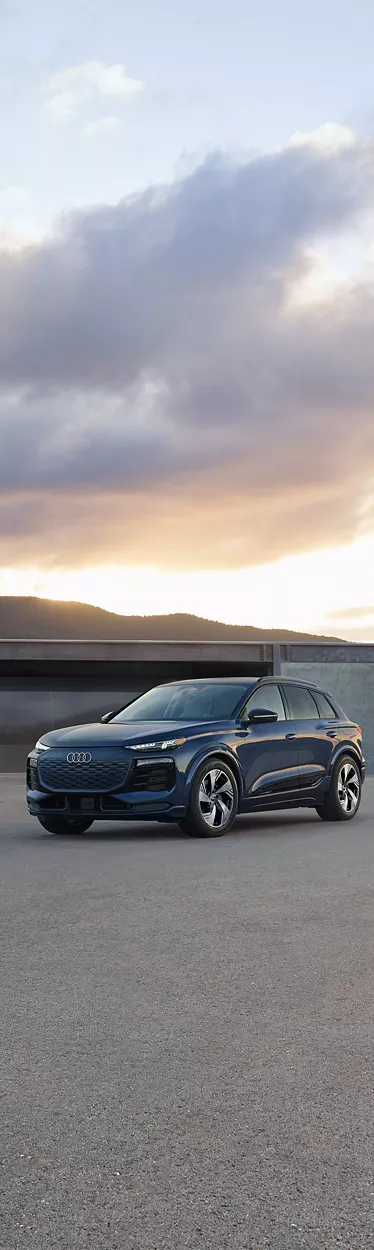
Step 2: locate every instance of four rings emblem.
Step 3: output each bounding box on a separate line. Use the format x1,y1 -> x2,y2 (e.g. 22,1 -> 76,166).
66,752 -> 92,764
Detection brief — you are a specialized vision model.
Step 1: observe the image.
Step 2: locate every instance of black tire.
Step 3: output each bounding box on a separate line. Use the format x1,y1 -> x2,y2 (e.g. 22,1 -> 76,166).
315,754 -> 361,823
183,756 -> 239,837
37,817 -> 93,835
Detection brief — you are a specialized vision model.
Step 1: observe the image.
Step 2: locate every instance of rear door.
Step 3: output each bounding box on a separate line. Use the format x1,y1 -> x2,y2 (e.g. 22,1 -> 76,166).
282,684 -> 336,793
235,683 -> 299,798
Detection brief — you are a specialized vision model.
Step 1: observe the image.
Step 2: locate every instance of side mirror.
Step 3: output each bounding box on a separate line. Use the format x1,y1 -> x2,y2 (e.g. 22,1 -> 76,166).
247,708 -> 278,724
101,711 -> 114,723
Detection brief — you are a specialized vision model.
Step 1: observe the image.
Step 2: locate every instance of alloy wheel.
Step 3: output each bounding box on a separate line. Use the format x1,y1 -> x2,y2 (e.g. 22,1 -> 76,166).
337,761 -> 360,814
198,766 -> 235,829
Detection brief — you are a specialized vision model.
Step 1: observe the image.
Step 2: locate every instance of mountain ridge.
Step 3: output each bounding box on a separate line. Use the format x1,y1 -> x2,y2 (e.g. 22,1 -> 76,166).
0,596 -> 344,642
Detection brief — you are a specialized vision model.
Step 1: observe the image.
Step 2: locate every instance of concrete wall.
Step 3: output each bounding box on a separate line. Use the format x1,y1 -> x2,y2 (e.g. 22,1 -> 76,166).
281,662 -> 374,773
0,646 -> 269,769
0,680 -> 147,768
1,639 -> 373,772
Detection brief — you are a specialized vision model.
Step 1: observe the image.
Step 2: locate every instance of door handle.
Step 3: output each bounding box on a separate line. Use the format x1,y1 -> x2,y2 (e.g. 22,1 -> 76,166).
326,730 -> 337,738
285,733 -> 296,740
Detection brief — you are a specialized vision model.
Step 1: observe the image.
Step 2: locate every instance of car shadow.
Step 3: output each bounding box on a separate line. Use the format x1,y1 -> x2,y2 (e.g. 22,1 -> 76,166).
231,810 -> 324,838
26,809 -> 322,844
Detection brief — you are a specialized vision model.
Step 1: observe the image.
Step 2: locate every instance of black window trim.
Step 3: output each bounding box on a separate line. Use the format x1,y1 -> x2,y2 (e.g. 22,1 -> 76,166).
312,690 -> 338,720
240,682 -> 289,723
280,682 -> 321,720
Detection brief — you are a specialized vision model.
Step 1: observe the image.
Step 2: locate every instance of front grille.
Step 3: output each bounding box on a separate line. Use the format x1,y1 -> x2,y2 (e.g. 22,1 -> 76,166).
38,750 -> 130,793
130,760 -> 175,792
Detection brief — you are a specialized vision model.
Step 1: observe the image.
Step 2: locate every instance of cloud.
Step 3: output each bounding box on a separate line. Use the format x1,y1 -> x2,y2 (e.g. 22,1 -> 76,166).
325,605 -> 374,621
288,123 -> 355,154
82,116 -> 121,139
1,133 -> 374,569
43,61 -> 144,122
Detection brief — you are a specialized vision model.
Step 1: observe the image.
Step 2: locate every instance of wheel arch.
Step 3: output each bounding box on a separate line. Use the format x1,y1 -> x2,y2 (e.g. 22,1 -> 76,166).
328,743 -> 363,779
185,747 -> 244,801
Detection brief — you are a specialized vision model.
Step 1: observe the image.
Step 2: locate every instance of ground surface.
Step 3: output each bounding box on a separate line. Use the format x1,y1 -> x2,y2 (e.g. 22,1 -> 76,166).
1,775 -> 374,1250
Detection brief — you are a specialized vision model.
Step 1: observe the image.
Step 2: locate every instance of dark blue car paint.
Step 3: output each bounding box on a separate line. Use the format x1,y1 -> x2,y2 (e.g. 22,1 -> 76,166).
26,677 -> 365,825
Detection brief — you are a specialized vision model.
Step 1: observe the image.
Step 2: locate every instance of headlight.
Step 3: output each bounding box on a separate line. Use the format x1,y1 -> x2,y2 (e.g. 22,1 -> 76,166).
35,740 -> 50,752
130,738 -> 186,751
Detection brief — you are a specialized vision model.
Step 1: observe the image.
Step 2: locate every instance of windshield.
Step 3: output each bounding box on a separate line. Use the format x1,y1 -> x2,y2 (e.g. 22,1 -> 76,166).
113,682 -> 250,722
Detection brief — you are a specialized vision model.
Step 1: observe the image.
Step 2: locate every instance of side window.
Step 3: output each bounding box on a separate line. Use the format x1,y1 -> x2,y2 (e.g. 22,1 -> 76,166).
314,691 -> 337,719
244,684 -> 286,721
284,685 -> 320,720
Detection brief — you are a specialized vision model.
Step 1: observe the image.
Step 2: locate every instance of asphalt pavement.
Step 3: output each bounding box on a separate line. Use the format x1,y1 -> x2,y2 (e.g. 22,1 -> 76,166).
1,774 -> 374,1250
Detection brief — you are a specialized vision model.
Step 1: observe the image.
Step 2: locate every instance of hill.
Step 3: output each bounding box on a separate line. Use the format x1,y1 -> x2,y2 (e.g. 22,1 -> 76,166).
0,597 -> 343,642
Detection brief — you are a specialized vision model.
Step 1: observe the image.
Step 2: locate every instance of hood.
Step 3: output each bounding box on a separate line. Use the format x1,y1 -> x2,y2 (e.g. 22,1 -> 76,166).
38,719 -> 228,750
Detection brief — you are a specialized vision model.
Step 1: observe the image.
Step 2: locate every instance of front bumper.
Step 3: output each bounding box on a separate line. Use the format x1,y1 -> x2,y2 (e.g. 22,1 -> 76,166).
26,793 -> 187,822
26,749 -> 187,823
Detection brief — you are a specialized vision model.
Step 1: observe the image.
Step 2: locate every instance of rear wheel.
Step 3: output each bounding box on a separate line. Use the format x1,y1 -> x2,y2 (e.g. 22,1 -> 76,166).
182,757 -> 238,837
316,755 -> 361,822
37,817 -> 93,834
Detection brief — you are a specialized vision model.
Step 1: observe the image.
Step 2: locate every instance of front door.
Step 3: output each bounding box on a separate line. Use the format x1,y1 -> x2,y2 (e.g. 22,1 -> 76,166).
235,683 -> 299,799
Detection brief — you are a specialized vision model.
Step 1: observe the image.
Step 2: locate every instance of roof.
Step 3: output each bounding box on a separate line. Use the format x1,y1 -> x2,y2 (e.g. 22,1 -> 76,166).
145,675 -> 329,690
152,676 -> 260,686
155,675 -> 331,693
259,676 -> 323,690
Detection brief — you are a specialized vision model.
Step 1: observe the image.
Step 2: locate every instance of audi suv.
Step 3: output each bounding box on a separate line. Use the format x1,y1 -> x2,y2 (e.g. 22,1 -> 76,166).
26,677 -> 365,836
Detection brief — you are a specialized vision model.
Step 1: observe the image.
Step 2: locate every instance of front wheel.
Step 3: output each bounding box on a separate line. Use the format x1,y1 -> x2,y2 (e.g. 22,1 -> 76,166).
182,757 -> 238,837
37,817 -> 93,834
316,755 -> 361,822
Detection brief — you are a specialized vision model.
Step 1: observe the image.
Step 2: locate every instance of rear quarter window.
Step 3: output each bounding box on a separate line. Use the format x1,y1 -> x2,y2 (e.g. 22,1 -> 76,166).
314,691 -> 337,719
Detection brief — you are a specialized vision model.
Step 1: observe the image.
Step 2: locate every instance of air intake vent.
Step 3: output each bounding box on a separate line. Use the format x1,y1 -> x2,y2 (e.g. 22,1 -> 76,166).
27,757 -> 39,790
130,760 -> 175,793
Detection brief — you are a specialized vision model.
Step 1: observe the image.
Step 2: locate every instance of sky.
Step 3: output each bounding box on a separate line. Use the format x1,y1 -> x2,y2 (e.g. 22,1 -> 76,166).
1,0 -> 374,639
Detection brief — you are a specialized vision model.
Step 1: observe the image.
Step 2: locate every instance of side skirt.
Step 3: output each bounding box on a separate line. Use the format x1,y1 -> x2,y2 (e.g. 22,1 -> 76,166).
239,795 -> 323,813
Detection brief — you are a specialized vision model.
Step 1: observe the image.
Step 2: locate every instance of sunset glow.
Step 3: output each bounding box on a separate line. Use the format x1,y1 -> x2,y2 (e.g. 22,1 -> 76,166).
1,531 -> 374,640
2,2 -> 374,638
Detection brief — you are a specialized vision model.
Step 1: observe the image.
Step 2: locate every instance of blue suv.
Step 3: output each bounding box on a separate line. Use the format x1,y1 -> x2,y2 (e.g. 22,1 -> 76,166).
26,677 -> 365,836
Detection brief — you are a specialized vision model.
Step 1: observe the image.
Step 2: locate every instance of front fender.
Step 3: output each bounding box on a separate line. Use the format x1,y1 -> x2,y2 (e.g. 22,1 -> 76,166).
184,742 -> 245,800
